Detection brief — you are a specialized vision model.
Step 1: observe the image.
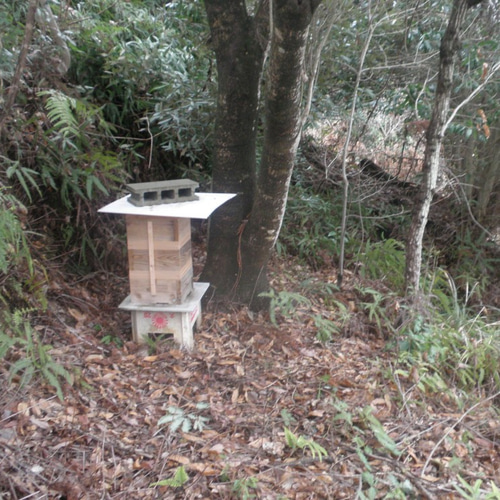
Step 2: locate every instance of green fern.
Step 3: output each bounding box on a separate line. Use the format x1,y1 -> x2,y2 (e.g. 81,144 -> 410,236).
283,427 -> 328,462
0,188 -> 32,274
1,309 -> 71,400
157,403 -> 210,433
38,90 -> 80,137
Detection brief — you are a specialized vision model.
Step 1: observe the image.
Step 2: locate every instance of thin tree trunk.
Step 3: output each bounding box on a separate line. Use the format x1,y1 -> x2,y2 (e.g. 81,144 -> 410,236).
476,125 -> 500,224
337,10 -> 375,288
404,0 -> 481,296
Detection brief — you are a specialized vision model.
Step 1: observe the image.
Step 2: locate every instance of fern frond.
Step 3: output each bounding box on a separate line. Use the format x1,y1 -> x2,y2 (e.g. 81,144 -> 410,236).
38,90 -> 79,137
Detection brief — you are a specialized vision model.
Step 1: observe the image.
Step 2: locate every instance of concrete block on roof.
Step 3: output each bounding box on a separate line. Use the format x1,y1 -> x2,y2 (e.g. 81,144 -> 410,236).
126,179 -> 199,207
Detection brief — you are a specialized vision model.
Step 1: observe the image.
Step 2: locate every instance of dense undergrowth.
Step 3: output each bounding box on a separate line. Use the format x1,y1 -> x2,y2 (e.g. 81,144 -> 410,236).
1,2 -> 500,496
276,149 -> 500,402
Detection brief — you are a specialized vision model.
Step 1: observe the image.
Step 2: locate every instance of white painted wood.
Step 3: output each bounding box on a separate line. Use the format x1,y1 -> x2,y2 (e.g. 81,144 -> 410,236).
119,282 -> 210,349
99,193 -> 236,219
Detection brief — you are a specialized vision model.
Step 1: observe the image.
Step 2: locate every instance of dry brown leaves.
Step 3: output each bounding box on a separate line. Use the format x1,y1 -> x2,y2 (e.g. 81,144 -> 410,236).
1,266 -> 499,499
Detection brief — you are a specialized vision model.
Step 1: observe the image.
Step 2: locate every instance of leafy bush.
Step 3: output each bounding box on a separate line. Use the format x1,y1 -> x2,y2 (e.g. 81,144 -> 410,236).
66,0 -> 214,177
278,185 -> 344,268
1,85 -> 127,268
396,294 -> 500,396
35,89 -> 122,208
0,187 -> 31,277
0,309 -> 71,401
359,238 -> 406,291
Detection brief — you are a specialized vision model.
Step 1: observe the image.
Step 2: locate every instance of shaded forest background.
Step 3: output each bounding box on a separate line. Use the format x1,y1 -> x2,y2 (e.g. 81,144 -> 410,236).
1,0 -> 500,498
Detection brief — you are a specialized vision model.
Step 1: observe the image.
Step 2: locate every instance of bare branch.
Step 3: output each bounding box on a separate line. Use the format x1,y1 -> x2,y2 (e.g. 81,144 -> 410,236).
444,60 -> 500,132
337,2 -> 376,288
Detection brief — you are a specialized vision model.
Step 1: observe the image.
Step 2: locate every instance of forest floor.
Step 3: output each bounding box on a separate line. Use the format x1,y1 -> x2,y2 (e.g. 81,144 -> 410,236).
1,242 -> 499,500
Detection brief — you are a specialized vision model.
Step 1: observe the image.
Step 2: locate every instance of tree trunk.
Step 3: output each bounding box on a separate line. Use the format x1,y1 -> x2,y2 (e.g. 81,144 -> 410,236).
201,0 -> 268,296
202,0 -> 321,308
237,0 -> 321,307
404,0 -> 481,296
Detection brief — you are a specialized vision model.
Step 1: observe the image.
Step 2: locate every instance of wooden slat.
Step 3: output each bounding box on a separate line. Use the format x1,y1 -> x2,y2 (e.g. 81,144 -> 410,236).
126,230 -> 191,251
129,260 -> 192,281
147,220 -> 156,295
128,242 -> 192,271
129,278 -> 193,305
125,215 -> 193,305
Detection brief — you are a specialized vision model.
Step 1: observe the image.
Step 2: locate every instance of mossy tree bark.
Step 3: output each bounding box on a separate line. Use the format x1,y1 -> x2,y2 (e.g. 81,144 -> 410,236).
201,0 -> 268,302
202,0 -> 322,309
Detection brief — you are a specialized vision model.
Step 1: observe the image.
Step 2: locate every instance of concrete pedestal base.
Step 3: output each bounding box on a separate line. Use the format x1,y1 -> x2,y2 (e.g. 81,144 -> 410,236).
118,282 -> 209,349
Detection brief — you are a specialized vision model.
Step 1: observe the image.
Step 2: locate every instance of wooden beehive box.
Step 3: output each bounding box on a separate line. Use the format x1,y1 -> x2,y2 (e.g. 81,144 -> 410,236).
126,215 -> 193,305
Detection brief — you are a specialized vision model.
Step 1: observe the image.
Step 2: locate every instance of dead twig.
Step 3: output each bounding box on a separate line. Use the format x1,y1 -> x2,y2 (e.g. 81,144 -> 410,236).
421,390 -> 500,477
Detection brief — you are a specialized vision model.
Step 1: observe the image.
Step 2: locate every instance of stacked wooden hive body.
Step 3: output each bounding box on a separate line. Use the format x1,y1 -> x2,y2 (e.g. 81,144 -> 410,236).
98,179 -> 235,348
124,179 -> 199,305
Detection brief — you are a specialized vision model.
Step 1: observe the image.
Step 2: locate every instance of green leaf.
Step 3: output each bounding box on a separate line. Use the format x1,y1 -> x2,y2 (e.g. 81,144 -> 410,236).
151,466 -> 189,488
6,164 -> 41,201
91,175 -> 109,196
363,408 -> 401,457
42,367 -> 65,401
49,361 -> 72,384
180,417 -> 192,433
9,357 -> 33,379
39,90 -> 79,137
9,357 -> 35,387
305,440 -> 328,462
284,426 -> 298,449
191,415 -> 209,432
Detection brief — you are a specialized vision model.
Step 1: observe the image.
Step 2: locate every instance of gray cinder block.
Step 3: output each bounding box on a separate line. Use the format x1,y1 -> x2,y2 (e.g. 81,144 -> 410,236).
126,179 -> 199,206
